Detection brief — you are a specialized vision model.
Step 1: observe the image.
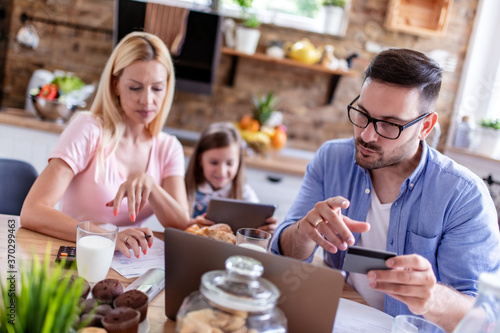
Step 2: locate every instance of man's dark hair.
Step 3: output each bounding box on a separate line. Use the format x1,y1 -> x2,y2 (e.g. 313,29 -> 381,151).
363,49 -> 443,114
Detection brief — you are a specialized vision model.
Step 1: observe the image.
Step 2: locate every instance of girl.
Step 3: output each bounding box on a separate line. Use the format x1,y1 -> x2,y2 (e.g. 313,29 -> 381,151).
185,122 -> 277,233
21,32 -> 190,258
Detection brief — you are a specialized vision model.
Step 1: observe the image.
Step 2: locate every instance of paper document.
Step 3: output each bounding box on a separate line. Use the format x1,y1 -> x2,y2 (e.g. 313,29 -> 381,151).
111,236 -> 164,279
333,298 -> 394,333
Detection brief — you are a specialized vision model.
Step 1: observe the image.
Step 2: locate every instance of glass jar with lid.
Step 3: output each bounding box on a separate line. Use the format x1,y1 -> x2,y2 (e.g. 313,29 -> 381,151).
176,255 -> 287,333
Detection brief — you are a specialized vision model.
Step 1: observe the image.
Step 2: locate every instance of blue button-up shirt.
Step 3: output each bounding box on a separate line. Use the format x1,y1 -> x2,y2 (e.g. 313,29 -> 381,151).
270,138 -> 500,317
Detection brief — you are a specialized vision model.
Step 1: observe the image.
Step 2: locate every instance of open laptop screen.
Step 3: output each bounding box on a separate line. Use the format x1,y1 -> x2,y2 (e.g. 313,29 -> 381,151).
164,228 -> 345,333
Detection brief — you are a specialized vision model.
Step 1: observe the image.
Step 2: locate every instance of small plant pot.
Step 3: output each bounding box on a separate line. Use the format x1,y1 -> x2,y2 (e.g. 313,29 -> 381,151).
323,5 -> 344,35
235,26 -> 261,55
474,126 -> 500,158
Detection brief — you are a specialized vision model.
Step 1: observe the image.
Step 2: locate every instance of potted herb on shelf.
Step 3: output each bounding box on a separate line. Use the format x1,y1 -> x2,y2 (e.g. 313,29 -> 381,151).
235,0 -> 261,55
322,0 -> 346,35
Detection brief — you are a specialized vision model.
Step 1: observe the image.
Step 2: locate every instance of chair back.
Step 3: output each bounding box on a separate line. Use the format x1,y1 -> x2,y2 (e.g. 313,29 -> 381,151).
0,158 -> 38,215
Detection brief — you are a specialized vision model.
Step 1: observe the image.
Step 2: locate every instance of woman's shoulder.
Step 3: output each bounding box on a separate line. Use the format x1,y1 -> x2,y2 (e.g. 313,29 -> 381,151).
58,111 -> 101,143
65,111 -> 101,133
156,131 -> 183,152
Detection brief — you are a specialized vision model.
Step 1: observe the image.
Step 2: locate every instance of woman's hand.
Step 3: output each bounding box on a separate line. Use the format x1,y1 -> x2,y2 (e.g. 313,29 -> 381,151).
115,227 -> 153,258
106,173 -> 156,222
259,216 -> 278,235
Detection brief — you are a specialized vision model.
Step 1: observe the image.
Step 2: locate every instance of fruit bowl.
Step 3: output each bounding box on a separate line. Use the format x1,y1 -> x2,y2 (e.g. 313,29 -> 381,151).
31,96 -> 77,121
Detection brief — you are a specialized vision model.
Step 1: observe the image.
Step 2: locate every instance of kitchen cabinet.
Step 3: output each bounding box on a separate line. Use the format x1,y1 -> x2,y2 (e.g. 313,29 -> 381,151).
385,0 -> 454,37
221,47 -> 357,104
445,146 -> 500,181
445,146 -> 500,219
0,123 -> 60,174
245,167 -> 303,224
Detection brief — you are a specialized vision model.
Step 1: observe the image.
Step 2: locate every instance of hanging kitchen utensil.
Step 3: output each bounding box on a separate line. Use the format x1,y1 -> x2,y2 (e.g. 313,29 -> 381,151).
16,15 -> 39,49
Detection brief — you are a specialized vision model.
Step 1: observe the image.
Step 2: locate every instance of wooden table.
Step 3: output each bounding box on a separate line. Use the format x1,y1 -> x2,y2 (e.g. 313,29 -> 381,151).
0,215 -> 367,332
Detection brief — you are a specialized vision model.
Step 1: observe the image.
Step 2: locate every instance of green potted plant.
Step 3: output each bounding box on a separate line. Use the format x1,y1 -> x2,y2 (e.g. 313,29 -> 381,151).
322,0 -> 346,7
322,0 -> 347,35
234,0 -> 261,54
0,248 -> 93,332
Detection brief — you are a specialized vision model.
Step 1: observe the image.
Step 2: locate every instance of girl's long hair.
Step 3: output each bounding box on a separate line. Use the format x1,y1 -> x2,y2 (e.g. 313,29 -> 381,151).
185,122 -> 246,210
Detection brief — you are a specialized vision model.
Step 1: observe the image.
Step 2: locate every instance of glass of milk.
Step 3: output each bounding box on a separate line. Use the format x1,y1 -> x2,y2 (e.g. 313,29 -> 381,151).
236,228 -> 272,253
76,221 -> 118,283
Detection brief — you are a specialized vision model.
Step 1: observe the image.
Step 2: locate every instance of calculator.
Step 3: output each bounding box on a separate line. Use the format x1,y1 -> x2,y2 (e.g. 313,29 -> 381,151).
55,246 -> 77,268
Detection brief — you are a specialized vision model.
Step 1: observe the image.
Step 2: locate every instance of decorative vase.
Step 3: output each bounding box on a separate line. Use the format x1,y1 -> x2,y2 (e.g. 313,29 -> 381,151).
235,26 -> 261,55
323,5 -> 344,35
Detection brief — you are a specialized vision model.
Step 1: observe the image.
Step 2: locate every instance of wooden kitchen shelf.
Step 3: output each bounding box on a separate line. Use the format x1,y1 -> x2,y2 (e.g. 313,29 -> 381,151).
221,47 -> 357,103
385,0 -> 454,37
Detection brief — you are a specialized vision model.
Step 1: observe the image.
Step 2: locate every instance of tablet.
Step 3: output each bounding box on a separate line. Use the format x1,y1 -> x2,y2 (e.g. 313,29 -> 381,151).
205,198 -> 276,231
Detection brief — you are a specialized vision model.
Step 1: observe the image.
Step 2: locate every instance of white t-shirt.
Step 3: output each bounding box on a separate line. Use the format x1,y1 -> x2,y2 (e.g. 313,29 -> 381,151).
347,190 -> 391,311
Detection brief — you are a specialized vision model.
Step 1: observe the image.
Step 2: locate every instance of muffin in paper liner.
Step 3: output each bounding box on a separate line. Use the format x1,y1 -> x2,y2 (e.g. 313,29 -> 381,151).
101,307 -> 140,333
91,279 -> 124,305
77,327 -> 107,333
114,289 -> 149,322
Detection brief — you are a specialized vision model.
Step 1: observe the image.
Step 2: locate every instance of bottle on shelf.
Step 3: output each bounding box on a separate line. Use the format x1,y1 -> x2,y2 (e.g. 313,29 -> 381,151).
453,115 -> 474,149
452,271 -> 500,333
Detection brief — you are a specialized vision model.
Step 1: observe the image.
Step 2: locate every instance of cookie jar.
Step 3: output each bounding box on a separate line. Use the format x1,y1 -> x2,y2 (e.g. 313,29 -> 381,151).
176,255 -> 287,333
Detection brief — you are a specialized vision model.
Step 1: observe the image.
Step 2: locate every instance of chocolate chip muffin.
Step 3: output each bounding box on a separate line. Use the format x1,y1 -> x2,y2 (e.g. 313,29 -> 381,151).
91,279 -> 124,305
101,307 -> 140,333
114,289 -> 149,322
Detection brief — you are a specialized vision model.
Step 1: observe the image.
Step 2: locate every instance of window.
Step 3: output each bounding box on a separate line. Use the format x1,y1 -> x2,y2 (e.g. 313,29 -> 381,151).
451,0 -> 500,125
139,0 -> 349,35
485,63 -> 500,119
447,0 -> 500,149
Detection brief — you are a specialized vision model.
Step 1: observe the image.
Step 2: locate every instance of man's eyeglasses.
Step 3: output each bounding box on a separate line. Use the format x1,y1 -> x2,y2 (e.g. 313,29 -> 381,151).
347,95 -> 430,140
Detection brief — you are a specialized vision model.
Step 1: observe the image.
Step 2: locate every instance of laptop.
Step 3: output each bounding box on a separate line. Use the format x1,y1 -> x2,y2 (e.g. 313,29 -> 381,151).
164,228 -> 346,333
205,197 -> 277,230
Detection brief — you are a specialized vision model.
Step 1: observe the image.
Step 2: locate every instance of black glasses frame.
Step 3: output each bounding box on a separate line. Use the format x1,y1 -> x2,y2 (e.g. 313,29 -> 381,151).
347,95 -> 430,140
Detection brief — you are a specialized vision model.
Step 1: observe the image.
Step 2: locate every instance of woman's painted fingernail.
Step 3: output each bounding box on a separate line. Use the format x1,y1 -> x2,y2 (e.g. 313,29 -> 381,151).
113,210 -> 118,217
136,254 -> 140,259
143,249 -> 147,255
131,214 -> 136,222
149,243 -> 152,249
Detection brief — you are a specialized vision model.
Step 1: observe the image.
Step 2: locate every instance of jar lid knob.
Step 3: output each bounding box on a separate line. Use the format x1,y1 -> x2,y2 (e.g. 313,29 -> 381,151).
225,256 -> 263,279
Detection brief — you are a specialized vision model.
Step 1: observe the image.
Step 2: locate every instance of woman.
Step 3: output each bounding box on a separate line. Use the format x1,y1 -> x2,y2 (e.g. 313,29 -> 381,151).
21,32 -> 190,258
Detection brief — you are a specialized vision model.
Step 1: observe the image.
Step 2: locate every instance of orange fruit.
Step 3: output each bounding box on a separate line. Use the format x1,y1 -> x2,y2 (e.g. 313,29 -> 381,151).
249,119 -> 260,132
271,128 -> 287,150
240,114 -> 253,130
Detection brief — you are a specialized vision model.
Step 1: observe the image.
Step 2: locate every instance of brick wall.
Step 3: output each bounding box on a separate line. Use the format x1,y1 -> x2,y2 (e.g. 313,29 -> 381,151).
1,0 -> 478,152
1,0 -> 114,108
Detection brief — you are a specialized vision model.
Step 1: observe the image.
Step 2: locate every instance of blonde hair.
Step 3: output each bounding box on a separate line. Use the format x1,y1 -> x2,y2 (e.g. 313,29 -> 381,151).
185,122 -> 246,210
90,31 -> 175,164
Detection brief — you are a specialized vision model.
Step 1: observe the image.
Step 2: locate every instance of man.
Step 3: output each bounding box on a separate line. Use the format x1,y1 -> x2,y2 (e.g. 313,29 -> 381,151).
270,49 -> 500,332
